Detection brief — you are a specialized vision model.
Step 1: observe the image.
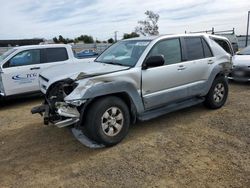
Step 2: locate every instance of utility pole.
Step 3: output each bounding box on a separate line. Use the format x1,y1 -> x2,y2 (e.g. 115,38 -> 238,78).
246,11 -> 250,47
114,31 -> 118,42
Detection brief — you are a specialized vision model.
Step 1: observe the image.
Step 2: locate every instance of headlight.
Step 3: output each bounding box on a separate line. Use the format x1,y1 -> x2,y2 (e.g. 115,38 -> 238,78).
65,99 -> 86,106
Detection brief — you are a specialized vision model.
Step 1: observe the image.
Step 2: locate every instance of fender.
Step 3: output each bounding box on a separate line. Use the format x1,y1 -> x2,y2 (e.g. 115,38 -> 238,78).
200,63 -> 228,96
82,81 -> 145,114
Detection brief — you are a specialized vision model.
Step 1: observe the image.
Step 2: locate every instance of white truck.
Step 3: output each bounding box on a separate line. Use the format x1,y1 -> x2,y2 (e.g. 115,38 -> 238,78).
0,44 -> 94,98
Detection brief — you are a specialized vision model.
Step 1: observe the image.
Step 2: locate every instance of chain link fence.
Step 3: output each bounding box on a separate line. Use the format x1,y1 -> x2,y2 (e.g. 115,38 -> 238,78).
0,43 -> 111,55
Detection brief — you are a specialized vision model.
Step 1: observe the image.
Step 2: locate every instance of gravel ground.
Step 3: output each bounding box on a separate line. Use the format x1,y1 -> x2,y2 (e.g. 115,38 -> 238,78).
0,82 -> 249,188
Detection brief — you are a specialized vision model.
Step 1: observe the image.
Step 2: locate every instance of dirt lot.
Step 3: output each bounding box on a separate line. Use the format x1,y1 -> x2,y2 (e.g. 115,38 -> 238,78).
0,82 -> 249,188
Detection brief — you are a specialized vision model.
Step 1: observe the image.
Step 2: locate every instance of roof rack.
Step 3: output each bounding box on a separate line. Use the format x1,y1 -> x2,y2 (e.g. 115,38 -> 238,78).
186,28 -> 235,35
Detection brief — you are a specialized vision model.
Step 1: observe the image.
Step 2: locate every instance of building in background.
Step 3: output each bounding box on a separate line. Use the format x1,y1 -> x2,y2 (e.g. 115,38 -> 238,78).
0,39 -> 44,47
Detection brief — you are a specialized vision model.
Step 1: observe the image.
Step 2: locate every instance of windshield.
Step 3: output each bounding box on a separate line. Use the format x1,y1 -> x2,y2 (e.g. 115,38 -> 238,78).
238,46 -> 250,55
95,40 -> 151,67
0,48 -> 17,62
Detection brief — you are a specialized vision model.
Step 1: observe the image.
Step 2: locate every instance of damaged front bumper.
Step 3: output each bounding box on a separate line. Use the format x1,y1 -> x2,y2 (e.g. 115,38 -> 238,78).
31,102 -> 81,128
31,102 -> 106,148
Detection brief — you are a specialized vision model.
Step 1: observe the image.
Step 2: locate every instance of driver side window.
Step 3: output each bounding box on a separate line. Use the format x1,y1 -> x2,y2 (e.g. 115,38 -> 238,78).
148,38 -> 182,65
8,49 -> 41,67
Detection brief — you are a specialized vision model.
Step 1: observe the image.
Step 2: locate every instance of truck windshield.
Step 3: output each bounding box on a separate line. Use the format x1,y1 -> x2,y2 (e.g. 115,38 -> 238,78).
0,48 -> 17,62
95,40 -> 151,67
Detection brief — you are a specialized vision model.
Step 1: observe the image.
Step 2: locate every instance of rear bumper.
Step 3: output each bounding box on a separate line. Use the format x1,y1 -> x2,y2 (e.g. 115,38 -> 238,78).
31,103 -> 80,127
228,76 -> 250,82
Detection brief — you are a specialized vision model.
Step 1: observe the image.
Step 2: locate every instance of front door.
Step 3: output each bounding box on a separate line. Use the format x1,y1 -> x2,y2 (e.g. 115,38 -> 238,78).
142,38 -> 190,109
2,49 -> 42,96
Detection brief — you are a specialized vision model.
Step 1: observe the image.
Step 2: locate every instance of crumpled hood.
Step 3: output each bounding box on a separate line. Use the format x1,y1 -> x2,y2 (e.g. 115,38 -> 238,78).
40,61 -> 129,83
233,55 -> 250,66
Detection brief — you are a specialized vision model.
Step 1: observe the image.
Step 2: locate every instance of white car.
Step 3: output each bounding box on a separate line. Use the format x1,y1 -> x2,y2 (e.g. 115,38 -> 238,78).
0,44 -> 94,98
229,46 -> 250,81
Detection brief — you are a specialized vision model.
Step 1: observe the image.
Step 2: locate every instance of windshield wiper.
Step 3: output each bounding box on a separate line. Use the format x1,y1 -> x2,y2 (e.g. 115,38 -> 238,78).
102,61 -> 130,67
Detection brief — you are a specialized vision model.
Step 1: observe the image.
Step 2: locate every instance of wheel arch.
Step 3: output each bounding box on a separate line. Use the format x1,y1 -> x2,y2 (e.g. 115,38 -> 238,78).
201,64 -> 228,96
78,92 -> 138,129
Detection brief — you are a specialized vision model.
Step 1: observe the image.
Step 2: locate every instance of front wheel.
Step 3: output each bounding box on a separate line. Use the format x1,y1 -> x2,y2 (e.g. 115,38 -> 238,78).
84,96 -> 130,146
204,76 -> 228,109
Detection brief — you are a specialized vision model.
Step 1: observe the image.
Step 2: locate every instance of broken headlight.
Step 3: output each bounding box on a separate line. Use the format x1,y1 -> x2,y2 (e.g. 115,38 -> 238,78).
65,99 -> 86,106
46,79 -> 78,109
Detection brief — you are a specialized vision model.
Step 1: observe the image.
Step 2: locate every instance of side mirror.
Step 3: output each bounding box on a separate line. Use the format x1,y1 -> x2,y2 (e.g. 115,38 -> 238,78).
142,55 -> 165,70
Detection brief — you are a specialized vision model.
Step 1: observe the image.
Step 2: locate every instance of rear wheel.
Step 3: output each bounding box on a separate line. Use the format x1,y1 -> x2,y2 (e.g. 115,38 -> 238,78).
84,96 -> 130,146
204,76 -> 228,109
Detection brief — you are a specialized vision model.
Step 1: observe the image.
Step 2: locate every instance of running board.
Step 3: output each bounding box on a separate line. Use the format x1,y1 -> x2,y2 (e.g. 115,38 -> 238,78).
71,128 -> 105,149
138,98 -> 204,121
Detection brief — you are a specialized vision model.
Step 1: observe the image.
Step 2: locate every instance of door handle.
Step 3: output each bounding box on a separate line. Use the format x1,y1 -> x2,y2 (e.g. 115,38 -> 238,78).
30,67 -> 40,70
207,60 -> 214,64
178,65 -> 186,71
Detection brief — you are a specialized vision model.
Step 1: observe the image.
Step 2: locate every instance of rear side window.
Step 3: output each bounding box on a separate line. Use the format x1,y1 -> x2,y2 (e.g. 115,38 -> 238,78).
45,48 -> 68,63
148,38 -> 182,65
184,37 -> 204,61
212,39 -> 232,55
201,38 -> 213,58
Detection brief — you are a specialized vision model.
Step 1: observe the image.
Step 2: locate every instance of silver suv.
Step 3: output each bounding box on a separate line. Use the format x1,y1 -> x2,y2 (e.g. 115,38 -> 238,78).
32,34 -> 232,146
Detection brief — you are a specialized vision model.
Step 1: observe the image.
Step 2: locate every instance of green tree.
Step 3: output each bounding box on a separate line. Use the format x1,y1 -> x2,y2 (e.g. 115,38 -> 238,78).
76,35 -> 94,43
135,10 -> 160,36
58,35 -> 66,43
123,32 -> 140,39
53,37 -> 59,43
107,38 -> 114,43
96,40 -> 101,43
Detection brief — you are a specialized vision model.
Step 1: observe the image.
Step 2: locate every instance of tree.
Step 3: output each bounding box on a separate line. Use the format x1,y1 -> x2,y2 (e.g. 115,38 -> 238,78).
76,35 -> 94,43
107,38 -> 114,43
95,39 -> 101,43
58,35 -> 64,43
135,10 -> 160,36
65,38 -> 74,43
123,32 -> 140,39
53,37 -> 58,43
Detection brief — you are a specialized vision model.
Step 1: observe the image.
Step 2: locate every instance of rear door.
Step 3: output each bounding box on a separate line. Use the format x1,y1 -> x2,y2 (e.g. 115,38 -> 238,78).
37,47 -> 71,80
182,37 -> 214,83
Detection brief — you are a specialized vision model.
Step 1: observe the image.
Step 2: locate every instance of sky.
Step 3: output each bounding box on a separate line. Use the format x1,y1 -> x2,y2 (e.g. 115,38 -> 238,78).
0,0 -> 250,40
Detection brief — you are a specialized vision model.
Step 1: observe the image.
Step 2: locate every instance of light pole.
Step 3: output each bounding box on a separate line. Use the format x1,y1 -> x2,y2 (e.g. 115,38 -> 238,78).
114,31 -> 118,42
245,11 -> 250,47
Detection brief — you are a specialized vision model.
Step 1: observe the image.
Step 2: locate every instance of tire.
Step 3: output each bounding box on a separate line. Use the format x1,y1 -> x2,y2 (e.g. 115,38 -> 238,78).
84,96 -> 130,146
204,76 -> 228,109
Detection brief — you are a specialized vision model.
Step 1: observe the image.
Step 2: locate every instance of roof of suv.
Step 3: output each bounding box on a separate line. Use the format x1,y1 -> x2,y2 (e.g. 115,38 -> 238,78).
123,33 -> 229,41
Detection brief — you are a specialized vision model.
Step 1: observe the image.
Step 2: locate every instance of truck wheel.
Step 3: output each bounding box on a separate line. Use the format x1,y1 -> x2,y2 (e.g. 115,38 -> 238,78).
85,96 -> 130,146
204,76 -> 228,109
